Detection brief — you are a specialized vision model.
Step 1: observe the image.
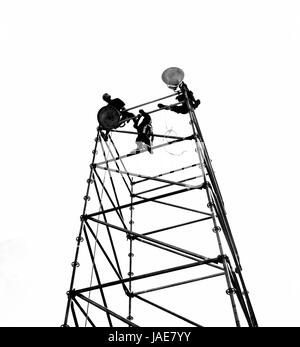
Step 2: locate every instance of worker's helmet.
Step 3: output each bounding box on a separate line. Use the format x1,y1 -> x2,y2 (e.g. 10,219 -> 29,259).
102,93 -> 111,103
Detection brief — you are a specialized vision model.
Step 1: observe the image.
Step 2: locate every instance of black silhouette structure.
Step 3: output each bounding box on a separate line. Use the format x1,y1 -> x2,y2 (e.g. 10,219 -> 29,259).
132,110 -> 154,153
62,76 -> 258,327
98,94 -> 136,140
158,85 -> 200,114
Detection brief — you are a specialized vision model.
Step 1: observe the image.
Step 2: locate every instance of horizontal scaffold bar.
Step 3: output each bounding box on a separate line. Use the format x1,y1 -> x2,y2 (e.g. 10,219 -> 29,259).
135,174 -> 203,196
133,272 -> 225,295
95,135 -> 194,166
95,165 -> 199,189
86,184 -> 207,218
110,129 -> 184,140
134,163 -> 201,185
143,216 -> 213,236
133,195 -> 209,215
125,92 -> 180,112
74,257 -> 220,295
119,102 -> 183,125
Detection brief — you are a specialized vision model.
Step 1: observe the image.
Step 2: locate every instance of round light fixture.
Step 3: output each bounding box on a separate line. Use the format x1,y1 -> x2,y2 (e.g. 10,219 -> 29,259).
161,67 -> 184,90
97,105 -> 121,130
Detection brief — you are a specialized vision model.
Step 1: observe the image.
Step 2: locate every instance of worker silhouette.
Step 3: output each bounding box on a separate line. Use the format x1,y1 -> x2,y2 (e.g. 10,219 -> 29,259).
157,90 -> 200,114
131,109 -> 154,154
102,93 -> 136,123
102,93 -> 125,110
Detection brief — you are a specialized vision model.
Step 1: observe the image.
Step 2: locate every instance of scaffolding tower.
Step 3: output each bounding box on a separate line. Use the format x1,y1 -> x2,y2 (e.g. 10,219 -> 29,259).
62,69 -> 258,327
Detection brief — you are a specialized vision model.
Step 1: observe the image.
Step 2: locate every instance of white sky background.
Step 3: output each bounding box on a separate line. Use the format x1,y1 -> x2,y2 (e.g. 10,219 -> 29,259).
0,0 -> 300,327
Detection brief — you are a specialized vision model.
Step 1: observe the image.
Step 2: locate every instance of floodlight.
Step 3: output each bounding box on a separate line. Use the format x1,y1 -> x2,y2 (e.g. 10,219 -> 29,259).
97,105 -> 121,130
161,67 -> 184,90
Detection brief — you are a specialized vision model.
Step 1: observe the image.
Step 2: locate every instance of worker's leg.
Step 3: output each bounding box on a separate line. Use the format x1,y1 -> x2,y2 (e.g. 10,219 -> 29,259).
143,136 -> 152,154
169,105 -> 189,114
